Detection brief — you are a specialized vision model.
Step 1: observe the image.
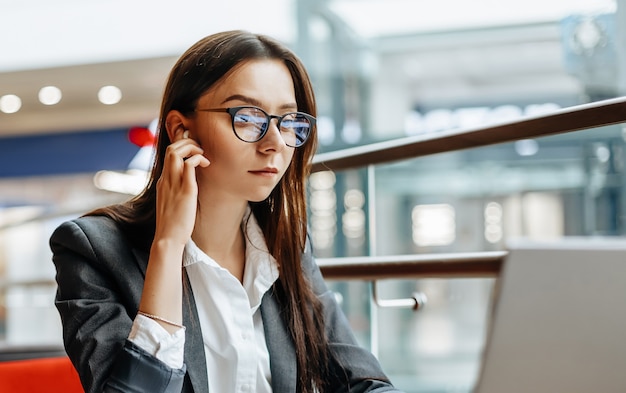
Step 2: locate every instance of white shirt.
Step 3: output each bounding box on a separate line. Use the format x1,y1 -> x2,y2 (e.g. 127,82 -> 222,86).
129,207 -> 279,393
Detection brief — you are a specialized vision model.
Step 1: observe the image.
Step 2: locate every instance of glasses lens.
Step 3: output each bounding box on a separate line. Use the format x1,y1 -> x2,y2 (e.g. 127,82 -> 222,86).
233,107 -> 267,142
280,113 -> 311,147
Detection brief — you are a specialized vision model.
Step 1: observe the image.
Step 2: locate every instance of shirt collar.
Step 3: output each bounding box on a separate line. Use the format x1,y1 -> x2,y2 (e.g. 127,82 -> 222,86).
182,205 -> 279,310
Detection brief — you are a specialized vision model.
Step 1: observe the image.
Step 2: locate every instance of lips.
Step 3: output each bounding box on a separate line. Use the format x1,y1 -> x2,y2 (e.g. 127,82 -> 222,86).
249,167 -> 279,175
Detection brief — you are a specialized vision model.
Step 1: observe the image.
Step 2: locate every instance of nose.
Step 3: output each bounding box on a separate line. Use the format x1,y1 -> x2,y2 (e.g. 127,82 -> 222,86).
258,118 -> 287,152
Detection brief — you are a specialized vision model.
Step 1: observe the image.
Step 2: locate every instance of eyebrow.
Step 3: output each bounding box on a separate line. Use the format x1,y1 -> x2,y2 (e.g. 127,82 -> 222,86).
221,94 -> 298,111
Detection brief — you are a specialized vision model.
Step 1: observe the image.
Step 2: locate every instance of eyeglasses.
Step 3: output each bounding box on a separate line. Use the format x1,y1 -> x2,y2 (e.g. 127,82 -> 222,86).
195,106 -> 315,148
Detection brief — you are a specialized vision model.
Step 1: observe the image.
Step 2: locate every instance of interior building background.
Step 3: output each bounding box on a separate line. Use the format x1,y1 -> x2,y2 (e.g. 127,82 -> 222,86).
0,0 -> 623,392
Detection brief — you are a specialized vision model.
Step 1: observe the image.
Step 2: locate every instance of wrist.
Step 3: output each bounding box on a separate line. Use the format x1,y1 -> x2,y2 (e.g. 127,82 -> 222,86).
150,237 -> 186,257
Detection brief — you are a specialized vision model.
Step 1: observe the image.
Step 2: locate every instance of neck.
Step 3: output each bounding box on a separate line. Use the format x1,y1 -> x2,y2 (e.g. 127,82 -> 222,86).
192,197 -> 248,282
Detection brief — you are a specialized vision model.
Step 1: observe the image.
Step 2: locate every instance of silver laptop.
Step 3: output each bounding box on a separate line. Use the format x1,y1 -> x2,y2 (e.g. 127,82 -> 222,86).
474,238 -> 626,393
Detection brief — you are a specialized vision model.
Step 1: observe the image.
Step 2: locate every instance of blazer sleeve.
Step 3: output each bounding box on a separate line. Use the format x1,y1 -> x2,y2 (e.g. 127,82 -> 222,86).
50,217 -> 186,393
301,242 -> 405,393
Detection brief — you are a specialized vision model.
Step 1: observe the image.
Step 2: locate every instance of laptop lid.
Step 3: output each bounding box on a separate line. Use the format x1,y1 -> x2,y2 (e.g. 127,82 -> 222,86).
474,238 -> 626,393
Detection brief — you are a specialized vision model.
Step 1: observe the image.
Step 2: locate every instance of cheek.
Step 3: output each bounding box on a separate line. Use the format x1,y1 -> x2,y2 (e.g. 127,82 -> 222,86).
196,121 -> 224,161
201,135 -> 243,171
277,150 -> 296,180
201,138 -> 217,162
283,149 -> 296,167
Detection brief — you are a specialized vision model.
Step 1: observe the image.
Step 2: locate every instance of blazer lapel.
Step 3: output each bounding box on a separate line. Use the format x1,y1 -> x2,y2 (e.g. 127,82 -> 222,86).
131,248 -> 209,392
182,271 -> 210,393
261,289 -> 297,392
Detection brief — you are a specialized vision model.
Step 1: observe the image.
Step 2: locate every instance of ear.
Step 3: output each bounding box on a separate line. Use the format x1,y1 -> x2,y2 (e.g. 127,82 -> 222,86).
164,110 -> 190,142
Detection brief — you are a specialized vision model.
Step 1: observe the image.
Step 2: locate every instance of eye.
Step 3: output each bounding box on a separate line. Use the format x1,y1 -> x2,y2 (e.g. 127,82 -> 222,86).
234,108 -> 266,126
281,114 -> 311,131
233,113 -> 255,124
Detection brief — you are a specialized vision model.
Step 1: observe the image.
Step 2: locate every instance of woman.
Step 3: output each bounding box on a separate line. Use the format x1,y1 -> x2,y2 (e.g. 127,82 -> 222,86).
51,30 -> 403,393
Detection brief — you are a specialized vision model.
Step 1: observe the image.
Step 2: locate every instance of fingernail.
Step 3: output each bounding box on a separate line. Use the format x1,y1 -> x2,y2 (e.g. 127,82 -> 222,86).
183,130 -> 190,139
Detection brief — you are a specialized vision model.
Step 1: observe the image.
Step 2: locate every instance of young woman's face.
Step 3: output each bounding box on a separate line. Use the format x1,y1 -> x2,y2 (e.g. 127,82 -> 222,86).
190,59 -> 298,203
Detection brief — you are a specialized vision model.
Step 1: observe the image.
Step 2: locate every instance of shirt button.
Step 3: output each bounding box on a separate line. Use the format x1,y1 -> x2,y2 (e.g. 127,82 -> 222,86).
241,384 -> 251,392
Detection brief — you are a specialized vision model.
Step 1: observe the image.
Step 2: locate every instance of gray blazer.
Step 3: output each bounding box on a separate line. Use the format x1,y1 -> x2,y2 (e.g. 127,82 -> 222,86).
51,215 -> 402,393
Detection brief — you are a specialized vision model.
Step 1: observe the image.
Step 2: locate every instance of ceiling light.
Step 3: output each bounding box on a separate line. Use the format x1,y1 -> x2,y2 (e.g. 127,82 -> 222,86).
39,86 -> 62,105
0,94 -> 22,114
98,85 -> 122,105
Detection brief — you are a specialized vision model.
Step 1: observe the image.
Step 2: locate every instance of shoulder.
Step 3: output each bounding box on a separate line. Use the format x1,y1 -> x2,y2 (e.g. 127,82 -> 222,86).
50,215 -> 150,286
50,215 -> 135,259
51,215 -> 122,243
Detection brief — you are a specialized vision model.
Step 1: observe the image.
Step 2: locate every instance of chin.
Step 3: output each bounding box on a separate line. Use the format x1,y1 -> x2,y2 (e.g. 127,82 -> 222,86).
248,191 -> 274,203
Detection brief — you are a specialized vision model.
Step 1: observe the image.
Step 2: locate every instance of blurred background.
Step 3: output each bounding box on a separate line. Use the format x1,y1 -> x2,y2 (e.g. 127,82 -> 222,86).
1,0 -> 624,391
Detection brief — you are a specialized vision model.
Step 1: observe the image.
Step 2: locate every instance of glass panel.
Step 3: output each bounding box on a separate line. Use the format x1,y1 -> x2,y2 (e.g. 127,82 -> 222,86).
0,174 -> 127,345
0,217 -> 62,345
315,122 -> 626,391
327,277 -> 494,393
373,123 -> 626,256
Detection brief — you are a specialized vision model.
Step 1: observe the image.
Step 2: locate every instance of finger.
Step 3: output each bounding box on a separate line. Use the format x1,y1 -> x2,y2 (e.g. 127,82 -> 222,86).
165,144 -> 204,165
185,154 -> 210,168
182,155 -> 209,187
163,146 -> 199,184
166,132 -> 196,150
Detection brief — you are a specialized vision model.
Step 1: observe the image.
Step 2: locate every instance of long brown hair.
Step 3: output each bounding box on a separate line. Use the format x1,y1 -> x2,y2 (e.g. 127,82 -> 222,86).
89,30 -> 330,392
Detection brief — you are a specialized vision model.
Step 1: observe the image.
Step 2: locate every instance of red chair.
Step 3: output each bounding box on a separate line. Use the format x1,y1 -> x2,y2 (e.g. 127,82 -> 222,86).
0,356 -> 83,393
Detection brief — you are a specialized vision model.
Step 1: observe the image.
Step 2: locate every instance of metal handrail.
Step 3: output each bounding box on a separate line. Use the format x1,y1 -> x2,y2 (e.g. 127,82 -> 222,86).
310,96 -> 626,282
312,96 -> 626,173
0,251 -> 506,290
317,251 -> 506,280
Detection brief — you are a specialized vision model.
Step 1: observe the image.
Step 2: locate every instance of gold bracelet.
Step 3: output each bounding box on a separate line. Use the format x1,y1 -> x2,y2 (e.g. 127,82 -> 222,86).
137,311 -> 184,329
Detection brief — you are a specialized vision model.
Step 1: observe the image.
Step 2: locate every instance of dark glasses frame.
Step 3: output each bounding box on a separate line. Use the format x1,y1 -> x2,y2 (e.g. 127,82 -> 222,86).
195,105 -> 315,147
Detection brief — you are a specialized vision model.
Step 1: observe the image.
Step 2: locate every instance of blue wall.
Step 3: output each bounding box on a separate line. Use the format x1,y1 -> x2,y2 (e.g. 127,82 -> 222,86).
0,128 -> 141,178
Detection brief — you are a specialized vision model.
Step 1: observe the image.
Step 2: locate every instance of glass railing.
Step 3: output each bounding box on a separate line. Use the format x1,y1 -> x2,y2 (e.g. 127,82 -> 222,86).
311,96 -> 626,392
